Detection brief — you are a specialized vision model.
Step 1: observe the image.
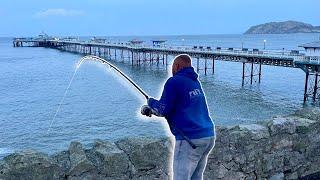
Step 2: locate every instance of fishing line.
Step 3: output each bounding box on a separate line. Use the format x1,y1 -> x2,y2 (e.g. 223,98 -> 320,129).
46,66 -> 79,135
48,55 -> 196,149
80,56 -> 196,148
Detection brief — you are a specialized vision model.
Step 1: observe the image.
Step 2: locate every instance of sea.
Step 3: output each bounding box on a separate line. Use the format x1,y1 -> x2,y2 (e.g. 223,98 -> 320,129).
0,33 -> 320,157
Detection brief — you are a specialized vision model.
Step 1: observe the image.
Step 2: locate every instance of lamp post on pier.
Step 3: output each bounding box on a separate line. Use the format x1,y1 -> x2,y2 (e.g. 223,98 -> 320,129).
263,39 -> 267,50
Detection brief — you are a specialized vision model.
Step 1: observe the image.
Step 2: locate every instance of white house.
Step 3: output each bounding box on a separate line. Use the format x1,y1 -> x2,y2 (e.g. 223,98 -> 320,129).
299,41 -> 320,63
299,41 -> 320,57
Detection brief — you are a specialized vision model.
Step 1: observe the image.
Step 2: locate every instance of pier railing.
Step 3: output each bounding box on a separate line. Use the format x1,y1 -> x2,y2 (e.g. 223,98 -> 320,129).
55,39 -> 306,61
13,38 -> 313,64
12,37 -> 320,102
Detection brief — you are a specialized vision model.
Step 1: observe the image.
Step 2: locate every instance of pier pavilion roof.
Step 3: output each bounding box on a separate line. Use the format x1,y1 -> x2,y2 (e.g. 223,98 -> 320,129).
129,39 -> 144,44
299,41 -> 320,48
152,40 -> 166,43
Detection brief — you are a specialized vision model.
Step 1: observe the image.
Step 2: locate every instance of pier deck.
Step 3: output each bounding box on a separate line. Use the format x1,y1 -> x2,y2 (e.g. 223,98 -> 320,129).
13,37 -> 320,103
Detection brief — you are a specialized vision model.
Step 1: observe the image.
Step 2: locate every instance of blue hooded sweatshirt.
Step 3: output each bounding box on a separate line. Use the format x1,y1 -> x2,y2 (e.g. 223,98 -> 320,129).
148,67 -> 215,140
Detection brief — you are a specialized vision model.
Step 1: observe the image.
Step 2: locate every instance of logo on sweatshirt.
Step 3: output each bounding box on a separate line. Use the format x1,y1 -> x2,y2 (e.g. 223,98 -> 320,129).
189,89 -> 202,98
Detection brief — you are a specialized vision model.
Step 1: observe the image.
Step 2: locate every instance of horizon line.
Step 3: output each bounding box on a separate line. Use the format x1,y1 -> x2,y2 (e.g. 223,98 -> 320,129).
3,32 -> 320,38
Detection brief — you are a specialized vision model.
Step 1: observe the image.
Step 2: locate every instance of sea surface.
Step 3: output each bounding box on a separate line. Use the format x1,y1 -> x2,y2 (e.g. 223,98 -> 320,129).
0,33 -> 320,157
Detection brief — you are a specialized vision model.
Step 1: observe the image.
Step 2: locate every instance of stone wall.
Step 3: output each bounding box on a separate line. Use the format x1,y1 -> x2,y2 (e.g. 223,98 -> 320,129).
1,108 -> 320,180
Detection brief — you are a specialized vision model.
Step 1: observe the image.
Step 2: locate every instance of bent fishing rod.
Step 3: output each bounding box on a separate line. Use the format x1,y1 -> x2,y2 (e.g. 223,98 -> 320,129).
78,55 -> 197,149
79,55 -> 149,100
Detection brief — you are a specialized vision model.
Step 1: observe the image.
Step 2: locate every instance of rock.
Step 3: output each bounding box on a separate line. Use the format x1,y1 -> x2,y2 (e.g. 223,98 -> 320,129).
1,112 -> 320,180
131,168 -> 170,180
294,107 -> 320,121
216,164 -> 229,178
238,124 -> 270,140
67,141 -> 96,178
293,117 -> 316,134
268,117 -> 296,136
223,171 -> 246,180
86,139 -> 131,179
262,153 -> 284,174
300,171 -> 320,180
115,137 -> 173,179
0,150 -> 63,180
273,137 -> 293,150
51,150 -> 70,173
269,173 -> 284,180
285,172 -> 298,180
283,151 -> 304,172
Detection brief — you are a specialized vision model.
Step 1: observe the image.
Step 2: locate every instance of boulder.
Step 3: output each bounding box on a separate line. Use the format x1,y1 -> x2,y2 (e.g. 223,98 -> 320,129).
267,117 -> 296,136
67,141 -> 96,178
115,137 -> 173,179
269,172 -> 284,180
86,139 -> 132,179
0,150 -> 63,180
293,107 -> 320,121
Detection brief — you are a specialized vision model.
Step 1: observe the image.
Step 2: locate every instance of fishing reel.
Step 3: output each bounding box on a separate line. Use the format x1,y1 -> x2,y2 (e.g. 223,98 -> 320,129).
141,105 -> 153,117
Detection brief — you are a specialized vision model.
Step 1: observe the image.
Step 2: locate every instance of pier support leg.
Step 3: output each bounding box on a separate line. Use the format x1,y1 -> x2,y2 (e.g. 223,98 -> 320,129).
313,67 -> 319,101
197,57 -> 199,73
258,62 -> 262,83
303,65 -> 320,102
165,54 -> 168,69
304,70 -> 309,102
250,62 -> 254,85
162,53 -> 165,65
121,49 -> 124,62
212,57 -> 215,74
131,51 -> 134,65
138,52 -> 141,66
151,52 -> 153,64
242,62 -> 245,86
205,58 -> 207,75
242,59 -> 262,86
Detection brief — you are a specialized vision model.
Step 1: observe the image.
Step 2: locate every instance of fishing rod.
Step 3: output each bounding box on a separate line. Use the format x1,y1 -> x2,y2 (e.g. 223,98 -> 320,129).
78,55 -> 149,100
78,55 -> 197,149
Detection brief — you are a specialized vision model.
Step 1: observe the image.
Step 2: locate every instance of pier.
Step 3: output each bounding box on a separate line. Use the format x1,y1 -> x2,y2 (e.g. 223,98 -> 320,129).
13,36 -> 320,103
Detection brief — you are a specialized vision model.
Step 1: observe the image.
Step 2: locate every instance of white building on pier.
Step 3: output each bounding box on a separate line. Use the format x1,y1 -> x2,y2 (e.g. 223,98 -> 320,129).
299,41 -> 320,63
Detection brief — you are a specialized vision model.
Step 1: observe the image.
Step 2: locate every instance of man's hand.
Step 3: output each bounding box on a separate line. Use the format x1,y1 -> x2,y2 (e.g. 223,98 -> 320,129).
141,105 -> 152,117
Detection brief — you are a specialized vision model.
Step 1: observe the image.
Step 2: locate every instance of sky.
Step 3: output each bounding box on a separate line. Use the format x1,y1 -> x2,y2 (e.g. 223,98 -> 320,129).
0,0 -> 319,37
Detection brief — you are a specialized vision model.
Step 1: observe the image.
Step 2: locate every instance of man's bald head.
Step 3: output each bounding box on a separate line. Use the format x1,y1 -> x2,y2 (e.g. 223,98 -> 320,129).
172,54 -> 192,75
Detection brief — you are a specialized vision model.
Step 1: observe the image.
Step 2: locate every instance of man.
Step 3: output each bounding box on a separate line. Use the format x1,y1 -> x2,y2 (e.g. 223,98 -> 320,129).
141,54 -> 215,180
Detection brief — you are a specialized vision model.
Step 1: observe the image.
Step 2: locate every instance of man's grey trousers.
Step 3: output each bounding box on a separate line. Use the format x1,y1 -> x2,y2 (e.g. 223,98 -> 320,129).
173,136 -> 215,180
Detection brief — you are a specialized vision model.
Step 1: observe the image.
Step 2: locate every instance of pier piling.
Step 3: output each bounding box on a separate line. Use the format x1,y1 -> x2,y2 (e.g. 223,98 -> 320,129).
12,37 -> 319,103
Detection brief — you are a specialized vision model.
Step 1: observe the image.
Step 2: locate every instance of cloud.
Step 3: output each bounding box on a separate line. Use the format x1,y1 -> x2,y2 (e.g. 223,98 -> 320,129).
34,9 -> 84,18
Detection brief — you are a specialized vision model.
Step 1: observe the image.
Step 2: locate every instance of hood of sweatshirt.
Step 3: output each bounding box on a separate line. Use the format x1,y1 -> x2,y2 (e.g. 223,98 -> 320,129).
175,67 -> 198,80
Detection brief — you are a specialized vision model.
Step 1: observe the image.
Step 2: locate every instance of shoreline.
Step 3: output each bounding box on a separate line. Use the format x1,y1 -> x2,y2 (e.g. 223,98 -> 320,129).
1,107 -> 320,179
